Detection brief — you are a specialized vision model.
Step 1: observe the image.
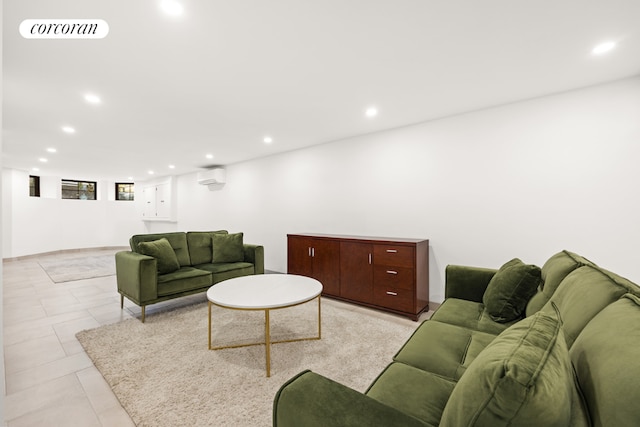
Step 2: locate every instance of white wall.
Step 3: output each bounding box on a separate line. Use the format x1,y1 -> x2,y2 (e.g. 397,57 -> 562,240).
2,169 -> 143,257
174,77 -> 640,303
3,77 -> 638,302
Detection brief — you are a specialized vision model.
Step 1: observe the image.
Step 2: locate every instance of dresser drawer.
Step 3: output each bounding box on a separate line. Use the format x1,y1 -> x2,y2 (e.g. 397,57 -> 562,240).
373,266 -> 414,290
373,245 -> 415,268
373,286 -> 413,312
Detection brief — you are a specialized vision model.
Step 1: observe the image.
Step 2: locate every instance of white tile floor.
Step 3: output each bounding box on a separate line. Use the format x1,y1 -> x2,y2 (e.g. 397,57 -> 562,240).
2,248 -> 432,426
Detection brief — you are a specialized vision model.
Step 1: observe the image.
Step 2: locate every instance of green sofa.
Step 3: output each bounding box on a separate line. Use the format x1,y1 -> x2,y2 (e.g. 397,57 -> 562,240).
273,250 -> 640,426
116,231 -> 264,322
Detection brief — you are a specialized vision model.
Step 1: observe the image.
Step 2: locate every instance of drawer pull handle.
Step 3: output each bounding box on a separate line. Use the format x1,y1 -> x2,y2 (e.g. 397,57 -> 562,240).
386,291 -> 398,296
386,270 -> 398,275
386,249 -> 397,253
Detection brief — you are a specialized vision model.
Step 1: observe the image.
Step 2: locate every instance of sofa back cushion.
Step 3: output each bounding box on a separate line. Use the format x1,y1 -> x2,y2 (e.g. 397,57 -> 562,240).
440,312 -> 588,427
212,232 -> 244,263
570,294 -> 640,427
130,232 -> 191,267
482,258 -> 541,323
440,308 -> 589,427
186,231 -> 228,265
137,238 -> 181,274
526,250 -> 594,316
540,265 -> 635,348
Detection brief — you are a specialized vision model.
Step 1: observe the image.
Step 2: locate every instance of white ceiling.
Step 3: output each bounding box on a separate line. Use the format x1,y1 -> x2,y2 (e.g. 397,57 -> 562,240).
3,0 -> 640,182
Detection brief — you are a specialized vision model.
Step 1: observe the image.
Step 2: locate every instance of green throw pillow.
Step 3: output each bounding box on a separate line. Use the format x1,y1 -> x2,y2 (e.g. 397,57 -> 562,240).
212,232 -> 244,263
440,309 -> 577,427
483,258 -> 541,322
137,238 -> 180,274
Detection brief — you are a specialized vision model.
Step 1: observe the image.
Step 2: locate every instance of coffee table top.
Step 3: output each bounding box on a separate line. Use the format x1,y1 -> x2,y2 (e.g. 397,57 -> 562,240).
207,274 -> 323,309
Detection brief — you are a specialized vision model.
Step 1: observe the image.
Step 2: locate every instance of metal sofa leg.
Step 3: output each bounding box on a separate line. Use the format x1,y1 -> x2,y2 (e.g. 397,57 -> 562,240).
141,306 -> 146,323
120,294 -> 124,309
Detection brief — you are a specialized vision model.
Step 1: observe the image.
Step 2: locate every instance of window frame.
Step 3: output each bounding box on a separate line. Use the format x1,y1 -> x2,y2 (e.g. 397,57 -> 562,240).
29,175 -> 41,197
61,179 -> 97,200
115,182 -> 135,201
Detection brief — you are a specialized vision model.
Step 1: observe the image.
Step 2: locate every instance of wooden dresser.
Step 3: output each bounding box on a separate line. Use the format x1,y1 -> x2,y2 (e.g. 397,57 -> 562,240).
287,233 -> 429,320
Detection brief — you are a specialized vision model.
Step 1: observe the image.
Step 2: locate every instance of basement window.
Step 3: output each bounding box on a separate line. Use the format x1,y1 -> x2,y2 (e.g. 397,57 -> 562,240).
29,175 -> 41,197
116,183 -> 134,201
62,179 -> 96,200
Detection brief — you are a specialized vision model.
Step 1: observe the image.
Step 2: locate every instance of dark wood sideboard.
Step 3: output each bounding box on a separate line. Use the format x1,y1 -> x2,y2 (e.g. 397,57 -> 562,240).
287,233 -> 429,321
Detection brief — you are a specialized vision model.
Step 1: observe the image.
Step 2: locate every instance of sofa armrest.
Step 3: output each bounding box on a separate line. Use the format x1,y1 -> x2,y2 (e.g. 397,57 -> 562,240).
444,265 -> 498,303
243,244 -> 265,274
115,251 -> 158,304
273,371 -> 430,427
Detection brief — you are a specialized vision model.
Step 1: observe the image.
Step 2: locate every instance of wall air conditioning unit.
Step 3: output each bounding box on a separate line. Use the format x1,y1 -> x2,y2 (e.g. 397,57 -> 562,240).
197,168 -> 226,189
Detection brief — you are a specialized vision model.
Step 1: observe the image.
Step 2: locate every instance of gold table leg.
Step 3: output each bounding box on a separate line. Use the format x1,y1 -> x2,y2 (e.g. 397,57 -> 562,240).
208,301 -> 212,350
265,309 -> 271,377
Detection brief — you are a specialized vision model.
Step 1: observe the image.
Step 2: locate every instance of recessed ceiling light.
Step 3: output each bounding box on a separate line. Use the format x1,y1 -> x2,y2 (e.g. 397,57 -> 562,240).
47,148 -> 57,153
365,107 -> 378,118
263,136 -> 273,144
32,167 -> 40,172
148,170 -> 155,175
160,0 -> 184,16
168,164 -> 175,169
127,176 -> 134,180
206,154 -> 214,160
84,93 -> 101,104
62,126 -> 76,134
592,41 -> 616,55
39,158 -> 48,163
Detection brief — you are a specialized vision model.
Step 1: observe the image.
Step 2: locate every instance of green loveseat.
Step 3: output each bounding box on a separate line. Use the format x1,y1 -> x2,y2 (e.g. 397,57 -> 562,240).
273,250 -> 640,426
116,231 -> 264,322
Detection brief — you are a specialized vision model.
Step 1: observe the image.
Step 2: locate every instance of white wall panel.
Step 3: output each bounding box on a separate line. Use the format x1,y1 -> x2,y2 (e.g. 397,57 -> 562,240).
176,77 -> 640,302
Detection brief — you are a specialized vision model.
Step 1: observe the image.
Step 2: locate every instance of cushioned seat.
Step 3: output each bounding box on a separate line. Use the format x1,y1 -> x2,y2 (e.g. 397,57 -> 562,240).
194,262 -> 256,282
429,298 -> 517,335
394,320 -> 497,380
366,362 -> 455,426
156,267 -> 212,296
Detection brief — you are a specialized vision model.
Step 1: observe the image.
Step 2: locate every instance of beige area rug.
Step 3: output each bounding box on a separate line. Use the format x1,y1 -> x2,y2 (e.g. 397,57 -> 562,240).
38,255 -> 116,283
76,299 -> 418,427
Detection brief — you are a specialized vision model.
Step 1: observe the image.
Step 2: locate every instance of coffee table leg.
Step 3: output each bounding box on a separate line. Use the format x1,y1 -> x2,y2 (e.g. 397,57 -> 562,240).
265,309 -> 271,377
318,296 -> 322,339
208,301 -> 212,350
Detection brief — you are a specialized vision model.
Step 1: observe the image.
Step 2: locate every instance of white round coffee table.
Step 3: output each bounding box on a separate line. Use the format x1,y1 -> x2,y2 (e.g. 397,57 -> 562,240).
207,274 -> 323,377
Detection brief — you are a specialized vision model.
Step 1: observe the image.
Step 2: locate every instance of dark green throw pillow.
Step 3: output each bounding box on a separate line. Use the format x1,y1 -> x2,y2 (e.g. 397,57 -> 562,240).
440,310 -> 579,427
212,232 -> 244,263
137,238 -> 180,274
483,258 -> 541,322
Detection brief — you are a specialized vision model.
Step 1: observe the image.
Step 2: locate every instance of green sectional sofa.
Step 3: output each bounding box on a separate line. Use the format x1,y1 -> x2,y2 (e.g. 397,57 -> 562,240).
273,250 -> 640,426
116,230 -> 264,322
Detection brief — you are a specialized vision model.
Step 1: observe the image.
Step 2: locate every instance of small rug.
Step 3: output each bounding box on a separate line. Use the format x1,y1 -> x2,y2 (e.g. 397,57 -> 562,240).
39,255 -> 116,283
76,299 -> 417,427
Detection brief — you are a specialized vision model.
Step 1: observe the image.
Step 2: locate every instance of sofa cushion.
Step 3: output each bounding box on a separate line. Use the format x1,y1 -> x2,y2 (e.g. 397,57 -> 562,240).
137,238 -> 181,274
394,320 -> 497,381
429,298 -> 518,335
526,250 -> 594,316
186,231 -> 228,265
366,362 -> 456,426
540,265 -> 635,348
156,267 -> 212,297
130,232 -> 192,267
212,232 -> 244,263
440,309 -> 587,427
482,258 -> 541,323
570,294 -> 640,427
